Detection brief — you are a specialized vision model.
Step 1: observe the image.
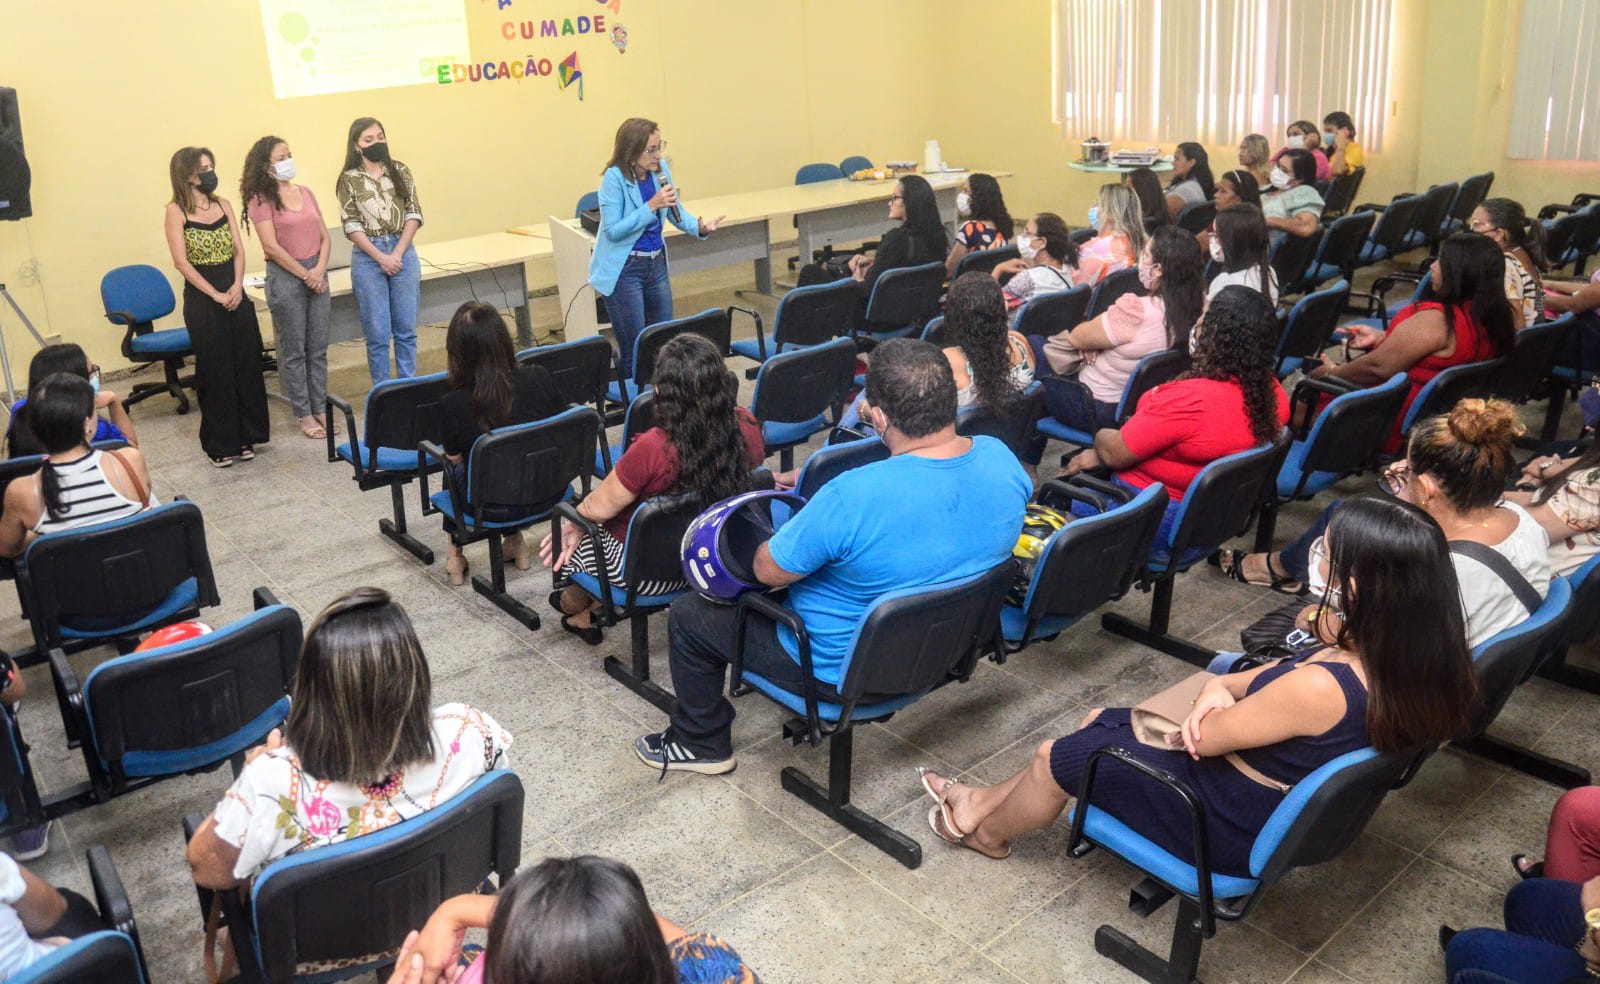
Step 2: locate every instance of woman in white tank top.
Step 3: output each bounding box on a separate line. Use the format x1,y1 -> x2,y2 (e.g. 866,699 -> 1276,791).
0,373 -> 155,558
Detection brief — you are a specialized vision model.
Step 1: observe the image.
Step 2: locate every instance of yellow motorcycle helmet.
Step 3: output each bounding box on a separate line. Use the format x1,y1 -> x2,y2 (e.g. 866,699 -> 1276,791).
1008,504 -> 1070,606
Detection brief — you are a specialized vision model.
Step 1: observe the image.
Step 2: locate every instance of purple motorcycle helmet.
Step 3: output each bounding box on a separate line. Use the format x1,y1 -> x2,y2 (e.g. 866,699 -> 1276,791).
681,489 -> 808,602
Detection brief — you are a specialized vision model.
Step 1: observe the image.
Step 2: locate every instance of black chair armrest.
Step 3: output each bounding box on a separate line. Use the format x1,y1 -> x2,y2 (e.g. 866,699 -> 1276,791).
419,440 -> 453,528
736,592 -> 823,745
325,394 -> 358,468
1353,202 -> 1386,215
1540,203 -> 1577,220
1066,745 -> 1217,932
1038,474 -> 1133,515
1574,194 -> 1600,208
552,502 -> 618,625
727,305 -> 768,363
87,844 -> 137,938
252,587 -> 282,610
47,646 -> 88,745
103,309 -> 140,329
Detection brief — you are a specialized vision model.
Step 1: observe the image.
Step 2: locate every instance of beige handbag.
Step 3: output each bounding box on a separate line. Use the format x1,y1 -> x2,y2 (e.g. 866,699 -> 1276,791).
1130,672 -> 1212,749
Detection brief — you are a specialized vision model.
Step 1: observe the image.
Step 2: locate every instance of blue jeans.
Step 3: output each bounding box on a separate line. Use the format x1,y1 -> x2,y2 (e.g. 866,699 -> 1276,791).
350,235 -> 420,384
1278,499 -> 1340,584
1445,879 -> 1588,984
604,252 -> 673,380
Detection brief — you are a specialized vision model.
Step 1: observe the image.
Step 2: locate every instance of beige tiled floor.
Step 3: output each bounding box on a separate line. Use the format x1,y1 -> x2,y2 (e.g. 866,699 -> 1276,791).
9,254 -> 1592,982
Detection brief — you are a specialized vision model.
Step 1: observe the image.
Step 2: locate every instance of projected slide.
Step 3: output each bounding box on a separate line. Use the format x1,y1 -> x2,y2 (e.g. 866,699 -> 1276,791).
260,0 -> 470,99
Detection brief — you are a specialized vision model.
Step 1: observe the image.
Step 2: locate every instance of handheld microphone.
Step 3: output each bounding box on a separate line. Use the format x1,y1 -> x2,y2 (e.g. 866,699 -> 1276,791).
661,159 -> 683,224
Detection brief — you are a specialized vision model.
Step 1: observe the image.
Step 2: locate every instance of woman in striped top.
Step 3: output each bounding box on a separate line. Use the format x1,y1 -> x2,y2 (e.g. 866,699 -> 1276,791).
0,374 -> 155,557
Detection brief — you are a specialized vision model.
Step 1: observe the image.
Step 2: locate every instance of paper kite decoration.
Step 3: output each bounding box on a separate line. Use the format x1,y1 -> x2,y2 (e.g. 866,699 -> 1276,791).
558,52 -> 583,100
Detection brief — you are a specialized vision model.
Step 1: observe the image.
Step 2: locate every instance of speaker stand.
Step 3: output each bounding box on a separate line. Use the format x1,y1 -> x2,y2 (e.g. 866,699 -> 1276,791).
0,281 -> 50,407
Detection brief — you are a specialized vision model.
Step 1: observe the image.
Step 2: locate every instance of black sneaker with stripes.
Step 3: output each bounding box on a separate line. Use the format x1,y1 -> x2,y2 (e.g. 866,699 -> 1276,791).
634,730 -> 735,777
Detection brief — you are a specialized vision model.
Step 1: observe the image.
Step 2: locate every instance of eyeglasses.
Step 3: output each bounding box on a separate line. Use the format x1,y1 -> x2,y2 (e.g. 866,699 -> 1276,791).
1468,218 -> 1494,232
1377,460 -> 1412,496
644,142 -> 668,158
888,194 -> 904,202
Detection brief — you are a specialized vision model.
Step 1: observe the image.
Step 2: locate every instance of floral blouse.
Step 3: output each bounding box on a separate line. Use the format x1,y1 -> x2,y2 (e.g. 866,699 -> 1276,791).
336,161 -> 424,238
210,703 -> 512,880
1539,464 -> 1600,577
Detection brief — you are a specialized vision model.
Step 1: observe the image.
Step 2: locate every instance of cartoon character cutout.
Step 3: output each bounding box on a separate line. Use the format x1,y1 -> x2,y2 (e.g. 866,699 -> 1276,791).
611,23 -> 628,54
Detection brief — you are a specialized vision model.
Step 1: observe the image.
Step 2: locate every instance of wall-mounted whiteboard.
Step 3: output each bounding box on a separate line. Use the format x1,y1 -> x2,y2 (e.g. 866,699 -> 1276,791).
260,0 -> 471,99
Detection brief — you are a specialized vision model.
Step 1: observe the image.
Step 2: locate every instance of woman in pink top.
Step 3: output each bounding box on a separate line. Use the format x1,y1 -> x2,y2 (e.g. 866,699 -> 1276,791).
241,136 -> 334,440
1076,184 -> 1144,287
1270,121 -> 1332,182
1031,228 -> 1205,433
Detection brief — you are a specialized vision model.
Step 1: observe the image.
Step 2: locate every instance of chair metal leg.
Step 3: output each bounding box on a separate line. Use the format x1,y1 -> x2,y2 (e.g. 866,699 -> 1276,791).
779,729 -> 923,869
1457,734 -> 1592,789
472,534 -> 541,630
379,483 -> 435,564
1542,381 -> 1570,444
1093,896 -> 1206,984
1537,649 -> 1600,695
1101,580 -> 1220,669
604,615 -> 675,715
1252,499 -> 1280,554
779,447 -> 794,472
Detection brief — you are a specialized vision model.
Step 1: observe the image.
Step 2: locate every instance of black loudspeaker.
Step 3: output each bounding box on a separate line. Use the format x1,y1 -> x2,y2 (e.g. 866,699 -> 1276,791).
0,87 -> 32,221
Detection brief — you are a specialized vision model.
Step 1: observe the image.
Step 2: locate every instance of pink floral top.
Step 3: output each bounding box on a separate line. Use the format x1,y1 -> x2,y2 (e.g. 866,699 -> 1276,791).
210,703 -> 512,880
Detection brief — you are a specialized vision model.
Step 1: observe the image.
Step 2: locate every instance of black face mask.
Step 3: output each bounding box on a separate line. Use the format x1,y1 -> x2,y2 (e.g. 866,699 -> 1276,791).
196,171 -> 218,194
360,142 -> 390,164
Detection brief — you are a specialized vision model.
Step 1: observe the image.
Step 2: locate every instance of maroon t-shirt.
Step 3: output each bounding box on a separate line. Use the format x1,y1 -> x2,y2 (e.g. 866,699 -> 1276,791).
606,407 -> 766,540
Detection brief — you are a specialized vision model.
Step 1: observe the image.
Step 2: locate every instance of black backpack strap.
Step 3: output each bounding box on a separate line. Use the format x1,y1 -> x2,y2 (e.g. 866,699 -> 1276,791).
1449,539 -> 1542,615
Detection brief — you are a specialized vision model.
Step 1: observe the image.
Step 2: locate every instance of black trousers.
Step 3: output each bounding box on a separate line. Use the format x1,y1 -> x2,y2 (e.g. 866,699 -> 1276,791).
185,264 -> 270,458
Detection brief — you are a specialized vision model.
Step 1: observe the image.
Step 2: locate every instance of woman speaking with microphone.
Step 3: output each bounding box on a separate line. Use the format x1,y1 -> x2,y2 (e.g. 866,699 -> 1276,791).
590,118 -> 724,379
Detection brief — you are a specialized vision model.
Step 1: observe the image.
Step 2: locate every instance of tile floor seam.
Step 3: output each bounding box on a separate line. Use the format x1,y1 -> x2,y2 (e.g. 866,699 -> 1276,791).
1301,852 -> 1427,970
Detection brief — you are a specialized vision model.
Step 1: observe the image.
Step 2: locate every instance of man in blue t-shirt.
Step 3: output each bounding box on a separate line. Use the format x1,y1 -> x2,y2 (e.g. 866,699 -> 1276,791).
636,339 -> 1031,775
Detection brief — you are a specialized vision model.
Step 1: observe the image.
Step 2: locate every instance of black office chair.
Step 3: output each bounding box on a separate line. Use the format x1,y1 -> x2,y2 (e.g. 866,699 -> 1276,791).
751,337 -> 858,471
1005,480 -> 1168,652
1319,165 -> 1365,219
1175,201 -> 1217,235
952,244 -> 1020,280
422,406 -> 600,629
729,279 -> 858,377
517,335 -> 617,472
1272,279 -> 1351,378
1541,197 -> 1600,276
1301,211 -> 1377,290
188,770 -> 523,984
856,261 -> 947,345
1085,267 -> 1145,320
327,372 -> 451,564
1069,227 -> 1097,247
9,846 -> 148,984
1439,171 -> 1495,236
595,389 -> 655,479
1255,373 -> 1410,549
99,265 -> 195,414
918,315 -> 948,346
1012,285 -> 1093,339
1341,194 -> 1425,303
1481,315 -> 1572,438
1102,437 -> 1290,666
957,385 -> 1044,461
731,560 -> 1014,868
1538,551 -> 1600,695
1396,182 -> 1461,263
1399,356 -> 1508,441
1270,226 -> 1324,299
794,436 -> 891,499
609,308 -> 732,406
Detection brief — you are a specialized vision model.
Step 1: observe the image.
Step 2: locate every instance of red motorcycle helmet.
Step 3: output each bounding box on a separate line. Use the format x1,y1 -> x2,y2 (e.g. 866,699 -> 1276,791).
134,621 -> 213,652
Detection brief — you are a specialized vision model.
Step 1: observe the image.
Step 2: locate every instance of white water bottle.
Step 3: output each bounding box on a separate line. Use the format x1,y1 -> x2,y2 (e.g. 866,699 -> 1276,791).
924,140 -> 942,173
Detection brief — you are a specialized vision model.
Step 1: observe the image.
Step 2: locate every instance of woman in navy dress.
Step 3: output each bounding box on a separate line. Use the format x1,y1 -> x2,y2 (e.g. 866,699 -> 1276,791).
918,496 -> 1479,874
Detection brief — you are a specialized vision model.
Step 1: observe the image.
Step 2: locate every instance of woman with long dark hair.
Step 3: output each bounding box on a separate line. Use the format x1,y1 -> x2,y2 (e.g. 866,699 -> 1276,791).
1031,227 -> 1206,433
242,135 -> 333,438
589,118 -> 725,380
337,117 -> 424,383
387,855 -> 756,984
1124,167 -> 1171,231
1164,142 -> 1216,221
1315,232 -> 1517,453
6,343 -> 135,457
843,174 -> 948,291
919,495 -> 1478,867
541,334 -> 764,644
941,273 -> 1033,415
1197,171 -> 1263,256
1472,197 -> 1548,329
436,302 -> 565,585
945,172 -> 1014,277
1207,204 -> 1277,304
0,374 -> 156,557
164,145 -> 271,466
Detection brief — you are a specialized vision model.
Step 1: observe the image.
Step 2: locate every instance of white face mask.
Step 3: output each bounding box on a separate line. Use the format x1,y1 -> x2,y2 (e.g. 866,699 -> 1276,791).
1306,536 -> 1344,611
1209,237 -> 1224,263
271,158 -> 297,181
1017,233 -> 1040,262
1269,168 -> 1291,190
1137,258 -> 1158,291
956,191 -> 971,217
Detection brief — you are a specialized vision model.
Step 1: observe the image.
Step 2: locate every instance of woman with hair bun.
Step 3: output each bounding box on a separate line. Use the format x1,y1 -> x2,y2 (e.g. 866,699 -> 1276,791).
541,334 -> 764,645
1471,197 -> 1548,329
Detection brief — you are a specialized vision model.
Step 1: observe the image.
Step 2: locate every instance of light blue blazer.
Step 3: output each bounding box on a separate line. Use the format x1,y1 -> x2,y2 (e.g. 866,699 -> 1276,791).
588,162 -> 703,297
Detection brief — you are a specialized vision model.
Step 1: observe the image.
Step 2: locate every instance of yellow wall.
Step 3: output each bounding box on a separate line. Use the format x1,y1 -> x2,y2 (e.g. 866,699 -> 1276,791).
0,1 -> 945,373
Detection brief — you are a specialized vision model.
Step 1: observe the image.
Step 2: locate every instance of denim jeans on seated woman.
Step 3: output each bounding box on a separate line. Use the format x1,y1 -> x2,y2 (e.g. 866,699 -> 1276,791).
1444,878 -> 1588,984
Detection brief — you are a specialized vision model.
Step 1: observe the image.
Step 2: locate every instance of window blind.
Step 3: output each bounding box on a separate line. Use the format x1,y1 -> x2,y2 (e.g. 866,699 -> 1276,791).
1507,0 -> 1599,161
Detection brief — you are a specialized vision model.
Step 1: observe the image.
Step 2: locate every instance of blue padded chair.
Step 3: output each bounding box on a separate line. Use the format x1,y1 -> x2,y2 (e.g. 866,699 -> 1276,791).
0,700 -> 39,837
952,244 -> 1020,280
918,315 -> 947,345
1541,199 -> 1600,275
795,162 -> 844,185
1396,182 -> 1459,258
1273,280 -> 1351,378
1301,211 -> 1376,289
838,155 -> 873,175
1004,480 -> 1167,651
194,770 -> 523,984
50,590 -> 299,808
1013,284 -> 1093,339
518,335 -> 616,471
1103,437 -> 1290,667
752,337 -> 858,471
1254,374 -> 1410,550
1458,577 -> 1588,787
574,190 -> 600,219
794,436 -> 890,500
856,261 -> 947,345
1066,743 -> 1416,984
10,846 -> 147,984
729,278 -> 858,374
1537,552 -> 1600,695
1439,171 -> 1495,236
1338,271 -> 1429,340
1270,226 -> 1325,299
99,265 -> 195,413
1085,266 -> 1146,320
1035,349 -> 1191,453
1398,356 -> 1508,440
327,372 -> 451,564
594,388 -> 654,479
1484,314 -> 1574,440
423,406 -> 600,629
1319,165 -> 1366,219
957,385 -> 1044,461
732,560 -> 1014,868
1328,194 -> 1424,302
608,308 -> 731,406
